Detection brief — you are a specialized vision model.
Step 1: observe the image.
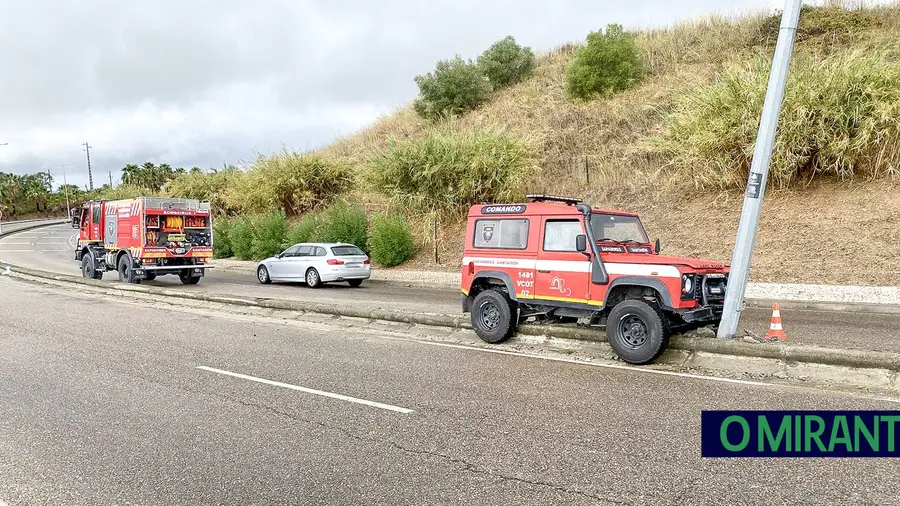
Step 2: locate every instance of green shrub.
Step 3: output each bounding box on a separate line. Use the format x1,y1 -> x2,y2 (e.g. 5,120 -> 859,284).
413,56 -> 493,120
213,216 -> 233,258
367,213 -> 416,267
659,50 -> 900,190
317,201 -> 369,251
477,35 -> 536,89
284,212 -> 322,246
250,211 -> 288,259
368,127 -> 533,215
225,150 -> 354,216
228,216 -> 256,260
564,24 -> 648,100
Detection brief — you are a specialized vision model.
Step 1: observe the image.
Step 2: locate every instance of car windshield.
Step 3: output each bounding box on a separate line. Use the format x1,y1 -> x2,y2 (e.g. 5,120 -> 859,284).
331,245 -> 365,256
590,213 -> 649,244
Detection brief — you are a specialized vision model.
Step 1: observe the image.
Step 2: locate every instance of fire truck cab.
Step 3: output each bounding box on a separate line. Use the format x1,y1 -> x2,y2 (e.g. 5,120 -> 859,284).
461,194 -> 730,364
74,197 -> 214,284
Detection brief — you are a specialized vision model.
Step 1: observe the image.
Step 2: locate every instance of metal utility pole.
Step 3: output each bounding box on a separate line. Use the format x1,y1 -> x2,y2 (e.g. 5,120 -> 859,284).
717,0 -> 803,339
82,142 -> 94,190
108,171 -> 113,188
0,143 -> 6,233
49,163 -> 75,219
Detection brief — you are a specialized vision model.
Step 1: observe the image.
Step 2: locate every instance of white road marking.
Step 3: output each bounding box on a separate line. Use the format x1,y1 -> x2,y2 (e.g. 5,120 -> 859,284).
196,366 -> 414,414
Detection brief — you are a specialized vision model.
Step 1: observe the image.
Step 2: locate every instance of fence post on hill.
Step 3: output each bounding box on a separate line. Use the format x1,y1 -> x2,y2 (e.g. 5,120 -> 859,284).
717,0 -> 802,340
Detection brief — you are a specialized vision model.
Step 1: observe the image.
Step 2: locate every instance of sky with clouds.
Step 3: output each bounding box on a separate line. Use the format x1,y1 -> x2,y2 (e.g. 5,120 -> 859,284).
0,0 -> 798,190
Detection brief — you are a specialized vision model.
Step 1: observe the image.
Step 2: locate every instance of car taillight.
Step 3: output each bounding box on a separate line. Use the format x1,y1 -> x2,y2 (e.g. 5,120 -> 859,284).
363,259 -> 371,264
327,259 -> 344,265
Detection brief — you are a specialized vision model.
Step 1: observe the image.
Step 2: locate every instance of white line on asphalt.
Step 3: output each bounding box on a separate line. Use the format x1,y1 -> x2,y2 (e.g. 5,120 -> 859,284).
196,366 -> 414,414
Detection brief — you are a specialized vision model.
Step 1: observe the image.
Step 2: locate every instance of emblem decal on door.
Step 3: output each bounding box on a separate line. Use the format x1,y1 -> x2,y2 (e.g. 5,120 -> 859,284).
550,276 -> 572,296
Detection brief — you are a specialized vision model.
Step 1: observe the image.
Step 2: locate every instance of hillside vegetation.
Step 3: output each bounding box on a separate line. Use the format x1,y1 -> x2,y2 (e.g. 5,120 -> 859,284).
85,3 -> 900,284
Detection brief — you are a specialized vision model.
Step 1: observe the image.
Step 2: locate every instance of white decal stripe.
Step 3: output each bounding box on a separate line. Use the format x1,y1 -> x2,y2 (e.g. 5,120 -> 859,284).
462,257 -> 681,278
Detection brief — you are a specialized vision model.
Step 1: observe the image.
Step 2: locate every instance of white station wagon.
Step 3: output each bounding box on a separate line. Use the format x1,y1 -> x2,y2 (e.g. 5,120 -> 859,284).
256,242 -> 372,288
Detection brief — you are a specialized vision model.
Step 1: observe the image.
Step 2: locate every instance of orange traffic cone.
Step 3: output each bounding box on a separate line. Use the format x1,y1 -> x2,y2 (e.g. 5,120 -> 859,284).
764,303 -> 787,341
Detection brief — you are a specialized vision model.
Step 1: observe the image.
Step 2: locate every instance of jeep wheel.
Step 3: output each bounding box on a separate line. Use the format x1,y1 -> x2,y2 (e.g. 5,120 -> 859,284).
607,300 -> 668,365
471,289 -> 517,344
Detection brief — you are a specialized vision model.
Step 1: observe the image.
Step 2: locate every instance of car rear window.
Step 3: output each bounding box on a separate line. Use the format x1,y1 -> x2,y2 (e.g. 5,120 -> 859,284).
331,245 -> 365,256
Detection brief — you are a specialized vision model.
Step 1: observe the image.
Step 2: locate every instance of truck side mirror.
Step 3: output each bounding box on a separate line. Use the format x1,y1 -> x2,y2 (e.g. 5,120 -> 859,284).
654,238 -> 661,254
576,234 -> 587,252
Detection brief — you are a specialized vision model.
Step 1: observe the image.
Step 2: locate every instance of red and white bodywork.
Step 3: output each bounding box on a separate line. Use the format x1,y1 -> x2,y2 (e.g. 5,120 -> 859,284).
461,197 -> 729,324
74,197 -> 214,283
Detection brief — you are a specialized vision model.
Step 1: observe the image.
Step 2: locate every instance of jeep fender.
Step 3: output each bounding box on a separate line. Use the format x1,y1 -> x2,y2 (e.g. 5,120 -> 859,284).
604,276 -> 674,310
469,270 -> 517,301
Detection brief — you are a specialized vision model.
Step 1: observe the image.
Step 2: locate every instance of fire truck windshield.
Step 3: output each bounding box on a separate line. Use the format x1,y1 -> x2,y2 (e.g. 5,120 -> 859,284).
590,213 -> 649,244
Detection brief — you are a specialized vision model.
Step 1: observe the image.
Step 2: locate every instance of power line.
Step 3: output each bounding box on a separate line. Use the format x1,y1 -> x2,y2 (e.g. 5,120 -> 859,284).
82,142 -> 94,190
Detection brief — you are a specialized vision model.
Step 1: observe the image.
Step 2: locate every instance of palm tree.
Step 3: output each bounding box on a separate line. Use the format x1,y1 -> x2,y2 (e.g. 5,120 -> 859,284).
121,164 -> 140,186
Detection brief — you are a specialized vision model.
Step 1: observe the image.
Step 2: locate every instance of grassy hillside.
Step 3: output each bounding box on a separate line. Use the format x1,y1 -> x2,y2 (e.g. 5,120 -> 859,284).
311,3 -> 900,285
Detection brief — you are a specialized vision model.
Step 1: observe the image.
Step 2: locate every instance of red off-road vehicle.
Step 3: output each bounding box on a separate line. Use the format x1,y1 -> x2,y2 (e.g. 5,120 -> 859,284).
460,195 -> 730,364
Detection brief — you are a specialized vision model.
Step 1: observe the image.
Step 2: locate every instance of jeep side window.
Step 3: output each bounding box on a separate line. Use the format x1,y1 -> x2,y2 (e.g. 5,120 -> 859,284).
474,218 -> 529,249
543,219 -> 584,252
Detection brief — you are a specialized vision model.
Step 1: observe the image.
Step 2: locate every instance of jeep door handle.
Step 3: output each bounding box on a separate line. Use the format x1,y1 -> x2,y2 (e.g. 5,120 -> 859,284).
538,269 -> 550,273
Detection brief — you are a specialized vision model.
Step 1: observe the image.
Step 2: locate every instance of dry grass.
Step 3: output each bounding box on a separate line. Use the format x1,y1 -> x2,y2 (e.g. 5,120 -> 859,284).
313,2 -> 900,285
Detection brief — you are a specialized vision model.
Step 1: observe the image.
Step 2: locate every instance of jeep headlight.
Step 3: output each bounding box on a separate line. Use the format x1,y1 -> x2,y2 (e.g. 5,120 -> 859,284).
681,274 -> 695,298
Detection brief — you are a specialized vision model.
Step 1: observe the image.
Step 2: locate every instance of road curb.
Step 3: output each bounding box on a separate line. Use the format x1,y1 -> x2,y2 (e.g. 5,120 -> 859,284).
5,258 -> 900,380
209,262 -> 900,314
0,219 -> 68,238
4,224 -> 900,384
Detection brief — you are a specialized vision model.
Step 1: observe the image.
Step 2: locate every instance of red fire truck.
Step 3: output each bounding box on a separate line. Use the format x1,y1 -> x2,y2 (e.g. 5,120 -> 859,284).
74,197 -> 214,284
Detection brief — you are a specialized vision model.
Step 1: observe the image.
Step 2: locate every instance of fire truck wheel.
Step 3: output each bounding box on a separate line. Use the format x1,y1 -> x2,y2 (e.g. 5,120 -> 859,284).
471,289 -> 517,344
606,300 -> 668,365
257,265 -> 271,284
81,254 -> 103,280
305,268 -> 322,288
117,255 -> 140,284
179,272 -> 201,285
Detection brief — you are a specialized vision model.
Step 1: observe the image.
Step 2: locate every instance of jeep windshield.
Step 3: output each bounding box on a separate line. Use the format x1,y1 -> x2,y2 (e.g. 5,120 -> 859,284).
590,213 -> 649,244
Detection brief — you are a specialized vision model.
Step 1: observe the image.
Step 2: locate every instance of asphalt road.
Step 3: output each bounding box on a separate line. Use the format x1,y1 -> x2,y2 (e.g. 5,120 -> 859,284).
2,277 -> 900,505
2,224 -> 900,354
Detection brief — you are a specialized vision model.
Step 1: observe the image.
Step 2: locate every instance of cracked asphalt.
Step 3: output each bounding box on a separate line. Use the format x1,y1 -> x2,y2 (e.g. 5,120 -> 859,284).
2,278 -> 900,505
